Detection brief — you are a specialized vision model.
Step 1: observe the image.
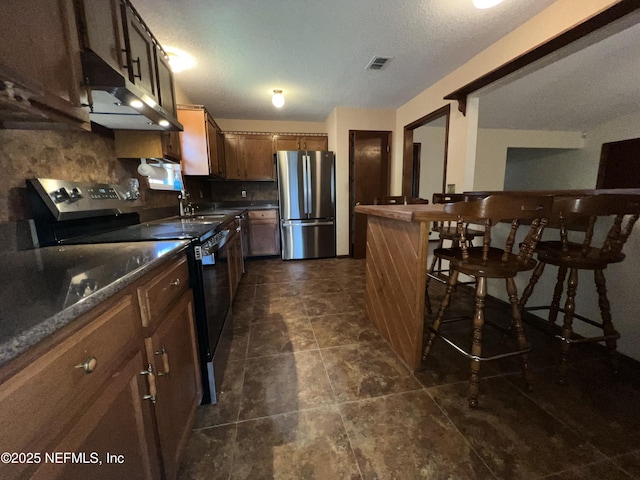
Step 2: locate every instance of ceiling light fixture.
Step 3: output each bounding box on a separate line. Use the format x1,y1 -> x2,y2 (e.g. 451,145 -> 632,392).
472,0 -> 504,8
164,46 -> 196,73
272,90 -> 285,108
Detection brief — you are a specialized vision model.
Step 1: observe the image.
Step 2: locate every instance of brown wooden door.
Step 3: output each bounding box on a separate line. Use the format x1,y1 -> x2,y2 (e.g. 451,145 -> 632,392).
123,6 -> 156,97
301,136 -> 328,151
350,131 -> 391,258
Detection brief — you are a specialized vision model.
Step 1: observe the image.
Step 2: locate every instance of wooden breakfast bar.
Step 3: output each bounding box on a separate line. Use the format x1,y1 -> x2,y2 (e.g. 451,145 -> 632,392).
354,203 -> 456,370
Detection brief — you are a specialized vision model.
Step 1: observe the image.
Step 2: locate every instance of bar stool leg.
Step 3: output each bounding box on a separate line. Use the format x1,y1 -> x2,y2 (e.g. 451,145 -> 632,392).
425,238 -> 444,315
423,270 -> 459,359
558,268 -> 578,385
468,276 -> 486,408
594,269 -> 619,373
507,277 -> 533,391
549,265 -> 568,326
519,260 -> 546,311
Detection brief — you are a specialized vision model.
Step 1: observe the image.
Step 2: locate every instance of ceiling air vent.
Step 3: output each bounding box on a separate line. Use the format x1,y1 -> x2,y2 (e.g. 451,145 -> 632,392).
366,56 -> 392,71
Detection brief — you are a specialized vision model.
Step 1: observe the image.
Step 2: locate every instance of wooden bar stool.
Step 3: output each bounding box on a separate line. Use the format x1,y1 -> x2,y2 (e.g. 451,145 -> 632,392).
423,194 -> 553,407
519,193 -> 640,384
425,193 -> 484,314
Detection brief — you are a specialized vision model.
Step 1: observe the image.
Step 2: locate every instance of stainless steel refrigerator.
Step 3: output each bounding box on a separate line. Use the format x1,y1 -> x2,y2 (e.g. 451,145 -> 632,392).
276,150 -> 336,260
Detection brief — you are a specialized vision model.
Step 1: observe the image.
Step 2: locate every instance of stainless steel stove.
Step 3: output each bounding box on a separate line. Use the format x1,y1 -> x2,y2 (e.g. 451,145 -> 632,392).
27,178 -> 234,404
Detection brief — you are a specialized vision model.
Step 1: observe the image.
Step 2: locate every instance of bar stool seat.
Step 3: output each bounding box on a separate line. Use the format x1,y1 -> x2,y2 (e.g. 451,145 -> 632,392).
423,193 -> 553,408
519,193 -> 640,385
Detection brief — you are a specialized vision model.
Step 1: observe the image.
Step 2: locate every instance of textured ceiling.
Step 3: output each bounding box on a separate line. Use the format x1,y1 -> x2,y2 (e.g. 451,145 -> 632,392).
131,0 -> 556,121
478,10 -> 640,131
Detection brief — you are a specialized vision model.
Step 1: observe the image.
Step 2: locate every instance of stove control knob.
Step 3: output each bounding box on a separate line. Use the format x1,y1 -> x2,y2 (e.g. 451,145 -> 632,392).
69,187 -> 82,202
50,187 -> 70,203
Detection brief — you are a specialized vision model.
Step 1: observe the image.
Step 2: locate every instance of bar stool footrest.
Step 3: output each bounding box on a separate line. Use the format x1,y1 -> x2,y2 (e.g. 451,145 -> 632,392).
428,327 -> 532,362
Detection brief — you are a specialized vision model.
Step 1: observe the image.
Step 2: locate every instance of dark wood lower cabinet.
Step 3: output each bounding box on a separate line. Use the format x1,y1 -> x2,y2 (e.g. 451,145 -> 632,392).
0,253 -> 200,480
32,351 -> 161,480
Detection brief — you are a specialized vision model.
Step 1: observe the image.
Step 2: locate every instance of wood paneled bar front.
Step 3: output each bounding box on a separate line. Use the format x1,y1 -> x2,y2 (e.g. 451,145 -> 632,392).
354,204 -> 455,370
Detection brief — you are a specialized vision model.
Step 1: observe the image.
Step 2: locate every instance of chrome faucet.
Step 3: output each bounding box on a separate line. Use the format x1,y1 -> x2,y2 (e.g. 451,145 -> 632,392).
178,189 -> 191,216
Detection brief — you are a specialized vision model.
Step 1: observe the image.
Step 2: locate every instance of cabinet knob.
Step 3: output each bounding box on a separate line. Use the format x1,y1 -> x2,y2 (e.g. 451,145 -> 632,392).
140,363 -> 157,403
170,278 -> 181,287
75,356 -> 98,374
155,345 -> 170,376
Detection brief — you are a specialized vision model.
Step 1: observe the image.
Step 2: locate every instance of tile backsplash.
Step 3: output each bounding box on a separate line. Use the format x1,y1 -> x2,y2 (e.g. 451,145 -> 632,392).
0,129 -> 203,250
210,180 -> 278,202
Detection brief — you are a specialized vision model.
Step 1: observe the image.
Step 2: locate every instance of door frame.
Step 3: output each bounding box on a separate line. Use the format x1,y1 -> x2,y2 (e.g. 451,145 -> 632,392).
402,104 -> 450,197
349,130 -> 392,257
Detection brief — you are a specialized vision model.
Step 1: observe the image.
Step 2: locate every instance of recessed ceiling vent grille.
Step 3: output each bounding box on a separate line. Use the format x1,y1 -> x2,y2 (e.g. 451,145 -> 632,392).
366,56 -> 392,71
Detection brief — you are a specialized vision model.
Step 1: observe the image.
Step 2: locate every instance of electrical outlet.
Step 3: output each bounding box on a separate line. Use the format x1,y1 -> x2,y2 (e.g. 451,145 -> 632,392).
241,190 -> 247,198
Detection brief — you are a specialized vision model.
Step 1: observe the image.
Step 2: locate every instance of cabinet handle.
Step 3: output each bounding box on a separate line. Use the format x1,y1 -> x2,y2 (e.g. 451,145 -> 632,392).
132,57 -> 142,79
170,278 -> 181,287
75,356 -> 98,374
140,363 -> 157,403
155,345 -> 170,376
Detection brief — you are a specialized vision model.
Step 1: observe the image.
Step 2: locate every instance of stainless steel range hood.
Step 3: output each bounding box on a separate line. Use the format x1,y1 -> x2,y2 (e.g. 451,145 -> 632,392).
81,51 -> 182,132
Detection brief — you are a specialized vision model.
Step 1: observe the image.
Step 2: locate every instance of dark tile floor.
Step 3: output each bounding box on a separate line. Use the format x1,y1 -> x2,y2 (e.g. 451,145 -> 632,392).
178,257 -> 640,479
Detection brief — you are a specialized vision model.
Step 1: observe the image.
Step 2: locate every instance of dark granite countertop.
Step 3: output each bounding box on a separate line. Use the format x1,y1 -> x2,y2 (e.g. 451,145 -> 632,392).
0,240 -> 189,368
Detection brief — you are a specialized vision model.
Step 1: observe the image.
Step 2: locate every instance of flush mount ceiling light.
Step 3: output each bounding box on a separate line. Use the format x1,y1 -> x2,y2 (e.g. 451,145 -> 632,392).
473,0 -> 504,8
164,46 -> 196,73
272,90 -> 285,108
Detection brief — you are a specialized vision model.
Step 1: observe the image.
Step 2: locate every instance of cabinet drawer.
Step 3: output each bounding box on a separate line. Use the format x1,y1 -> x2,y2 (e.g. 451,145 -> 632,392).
248,209 -> 278,221
0,295 -> 140,476
138,256 -> 189,329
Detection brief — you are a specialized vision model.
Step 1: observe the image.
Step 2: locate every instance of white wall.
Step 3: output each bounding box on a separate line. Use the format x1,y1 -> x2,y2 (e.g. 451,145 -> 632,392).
413,126 -> 446,199
475,128 -> 585,190
214,118 -> 326,134
329,107 -> 396,256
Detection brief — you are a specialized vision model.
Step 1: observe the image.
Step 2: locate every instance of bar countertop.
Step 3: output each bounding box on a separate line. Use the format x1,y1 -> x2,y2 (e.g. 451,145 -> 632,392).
355,203 -> 452,223
0,240 -> 189,368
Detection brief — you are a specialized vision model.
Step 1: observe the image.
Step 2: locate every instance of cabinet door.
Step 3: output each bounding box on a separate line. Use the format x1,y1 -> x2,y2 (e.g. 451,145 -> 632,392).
248,210 -> 281,256
145,291 -> 201,480
0,0 -> 88,124
77,0 -> 127,78
0,294 -> 141,479
178,107 -> 209,175
227,231 -> 243,301
243,135 -> 275,180
156,48 -> 176,118
274,135 -> 300,151
162,131 -> 182,162
122,4 -> 156,97
207,116 -> 223,177
224,134 -> 243,180
31,351 -> 161,480
302,136 -> 328,151
216,129 -> 227,178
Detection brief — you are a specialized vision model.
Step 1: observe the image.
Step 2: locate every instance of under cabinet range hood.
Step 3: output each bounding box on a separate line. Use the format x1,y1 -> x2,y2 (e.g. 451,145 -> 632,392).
81,51 -> 183,132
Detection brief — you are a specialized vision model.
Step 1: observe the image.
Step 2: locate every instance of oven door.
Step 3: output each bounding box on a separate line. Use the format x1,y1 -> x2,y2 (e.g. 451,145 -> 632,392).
192,246 -> 230,404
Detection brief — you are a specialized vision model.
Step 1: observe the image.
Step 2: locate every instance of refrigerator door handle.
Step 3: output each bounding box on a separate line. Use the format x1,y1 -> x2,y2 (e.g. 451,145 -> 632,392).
282,220 -> 334,227
302,154 -> 308,215
306,154 -> 312,215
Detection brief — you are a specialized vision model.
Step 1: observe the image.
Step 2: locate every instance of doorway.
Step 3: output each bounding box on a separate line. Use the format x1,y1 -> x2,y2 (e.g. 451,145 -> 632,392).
402,104 -> 450,198
597,137 -> 640,189
349,130 -> 391,258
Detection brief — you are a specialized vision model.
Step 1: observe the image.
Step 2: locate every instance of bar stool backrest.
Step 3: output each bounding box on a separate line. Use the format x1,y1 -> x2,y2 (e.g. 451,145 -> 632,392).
551,194 -> 640,260
443,194 -> 554,264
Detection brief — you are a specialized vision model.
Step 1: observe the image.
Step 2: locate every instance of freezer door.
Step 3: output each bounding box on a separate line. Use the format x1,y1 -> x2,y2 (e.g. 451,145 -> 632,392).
276,151 -> 306,220
306,151 -> 335,220
280,219 -> 336,260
